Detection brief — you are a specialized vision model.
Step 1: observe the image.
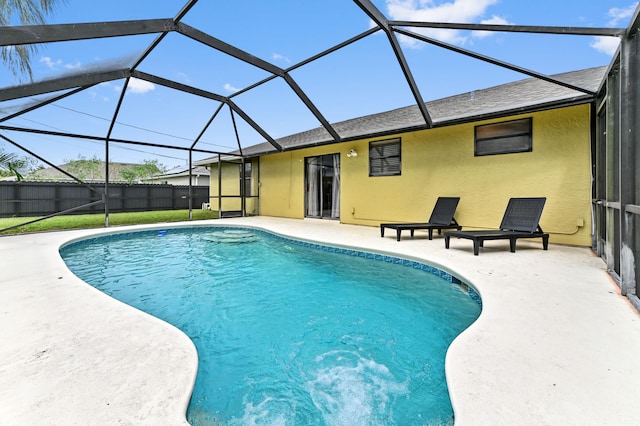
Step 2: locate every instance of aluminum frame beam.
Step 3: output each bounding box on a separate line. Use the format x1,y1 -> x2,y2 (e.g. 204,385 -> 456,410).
353,0 -> 433,127
628,4 -> 640,37
0,85 -> 93,123
227,99 -> 283,151
191,103 -> 225,151
176,23 -> 340,142
0,133 -> 102,191
0,125 -> 231,156
0,132 -> 104,234
0,0 -> 625,165
389,21 -> 625,37
0,19 -> 176,46
0,69 -> 129,101
232,28 -> 379,97
394,27 -> 596,95
177,23 -> 283,76
129,71 -> 283,151
131,70 -> 227,103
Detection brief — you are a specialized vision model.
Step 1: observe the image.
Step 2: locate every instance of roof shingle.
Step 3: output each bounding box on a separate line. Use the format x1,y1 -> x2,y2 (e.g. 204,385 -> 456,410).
218,66 -> 606,159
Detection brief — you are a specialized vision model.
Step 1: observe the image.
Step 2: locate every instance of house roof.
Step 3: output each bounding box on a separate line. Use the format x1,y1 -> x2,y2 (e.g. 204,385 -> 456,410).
27,161 -> 148,183
232,66 -> 606,159
148,166 -> 210,179
2,1 -> 619,168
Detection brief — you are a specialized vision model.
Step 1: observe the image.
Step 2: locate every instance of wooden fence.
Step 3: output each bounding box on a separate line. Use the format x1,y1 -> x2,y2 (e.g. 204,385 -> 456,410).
0,181 -> 209,218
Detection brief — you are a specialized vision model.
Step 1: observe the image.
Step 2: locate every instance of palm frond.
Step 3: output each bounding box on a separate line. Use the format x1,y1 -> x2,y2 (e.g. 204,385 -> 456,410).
1,0 -> 68,81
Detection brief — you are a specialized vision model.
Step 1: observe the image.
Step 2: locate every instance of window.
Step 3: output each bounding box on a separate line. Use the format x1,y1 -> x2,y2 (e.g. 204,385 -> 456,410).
475,118 -> 532,156
369,138 -> 401,176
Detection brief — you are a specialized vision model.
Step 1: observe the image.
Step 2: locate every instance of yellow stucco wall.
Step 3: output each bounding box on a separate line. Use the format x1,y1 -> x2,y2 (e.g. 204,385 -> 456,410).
259,151 -> 306,219
259,104 -> 593,246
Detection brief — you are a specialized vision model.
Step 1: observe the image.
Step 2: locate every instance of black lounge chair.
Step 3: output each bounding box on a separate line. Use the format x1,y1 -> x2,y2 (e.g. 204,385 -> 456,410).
380,197 -> 461,241
444,197 -> 549,255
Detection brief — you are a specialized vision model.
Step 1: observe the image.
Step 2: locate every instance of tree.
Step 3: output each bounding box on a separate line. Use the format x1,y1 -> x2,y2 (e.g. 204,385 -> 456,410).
120,160 -> 167,184
64,155 -> 102,181
0,147 -> 38,180
1,0 -> 66,81
0,150 -> 23,180
58,156 -> 167,183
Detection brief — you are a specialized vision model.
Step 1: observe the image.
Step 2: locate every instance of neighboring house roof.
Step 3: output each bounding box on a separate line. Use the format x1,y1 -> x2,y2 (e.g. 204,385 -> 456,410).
146,166 -> 210,180
197,66 -> 605,162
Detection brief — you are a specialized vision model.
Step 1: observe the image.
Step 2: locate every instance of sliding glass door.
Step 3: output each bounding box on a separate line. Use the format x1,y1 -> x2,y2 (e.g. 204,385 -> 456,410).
305,154 -> 340,219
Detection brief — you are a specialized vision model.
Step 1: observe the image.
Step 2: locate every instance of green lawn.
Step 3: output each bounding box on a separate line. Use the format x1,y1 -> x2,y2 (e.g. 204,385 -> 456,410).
0,209 -> 219,235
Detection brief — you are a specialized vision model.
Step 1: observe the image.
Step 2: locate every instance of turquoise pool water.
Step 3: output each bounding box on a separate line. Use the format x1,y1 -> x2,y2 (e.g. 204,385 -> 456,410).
60,226 -> 481,425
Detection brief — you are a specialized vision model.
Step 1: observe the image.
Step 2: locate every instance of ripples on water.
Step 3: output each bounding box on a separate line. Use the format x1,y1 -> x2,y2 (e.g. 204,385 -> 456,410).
60,227 -> 481,426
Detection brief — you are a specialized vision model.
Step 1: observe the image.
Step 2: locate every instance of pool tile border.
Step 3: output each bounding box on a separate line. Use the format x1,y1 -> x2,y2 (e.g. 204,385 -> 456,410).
60,225 -> 482,308
265,230 -> 482,307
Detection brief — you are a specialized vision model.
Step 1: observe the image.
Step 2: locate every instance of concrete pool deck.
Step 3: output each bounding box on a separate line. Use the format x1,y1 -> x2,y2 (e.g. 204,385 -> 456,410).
2,216 -> 640,425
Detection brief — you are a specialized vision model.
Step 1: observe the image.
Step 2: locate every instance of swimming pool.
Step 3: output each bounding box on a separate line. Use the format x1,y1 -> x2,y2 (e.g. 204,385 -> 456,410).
60,226 -> 481,425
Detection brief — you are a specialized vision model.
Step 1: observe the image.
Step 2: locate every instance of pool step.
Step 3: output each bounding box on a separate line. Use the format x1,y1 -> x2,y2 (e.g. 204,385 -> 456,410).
202,229 -> 258,244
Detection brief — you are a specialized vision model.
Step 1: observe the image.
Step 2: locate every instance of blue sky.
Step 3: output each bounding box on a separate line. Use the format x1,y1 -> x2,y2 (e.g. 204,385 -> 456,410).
0,0 -> 637,172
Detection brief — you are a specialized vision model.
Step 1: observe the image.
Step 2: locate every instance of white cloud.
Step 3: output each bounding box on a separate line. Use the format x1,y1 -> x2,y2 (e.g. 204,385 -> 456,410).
587,3 -> 637,56
40,56 -> 63,69
39,56 -> 84,71
590,36 -> 621,56
384,0 -> 500,47
176,72 -> 191,84
126,78 -> 155,94
88,90 -> 110,102
472,15 -> 512,39
64,61 -> 83,71
607,3 -> 638,26
224,83 -> 239,92
272,53 -> 291,64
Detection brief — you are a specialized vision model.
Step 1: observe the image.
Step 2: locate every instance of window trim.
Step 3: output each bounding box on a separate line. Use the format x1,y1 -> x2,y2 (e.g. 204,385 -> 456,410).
369,138 -> 401,177
474,117 -> 532,156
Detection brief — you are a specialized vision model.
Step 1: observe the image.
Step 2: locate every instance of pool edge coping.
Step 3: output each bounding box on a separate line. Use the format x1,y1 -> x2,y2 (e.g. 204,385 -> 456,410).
56,221 -> 483,423
5,216 -> 640,425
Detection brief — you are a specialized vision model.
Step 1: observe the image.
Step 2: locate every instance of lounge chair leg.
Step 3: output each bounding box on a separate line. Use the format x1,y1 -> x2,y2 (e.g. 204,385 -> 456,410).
444,235 -> 450,249
428,229 -> 433,240
380,226 -> 385,238
396,230 -> 402,241
410,230 -> 415,239
509,238 -> 517,253
542,235 -> 549,250
473,240 -> 480,255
